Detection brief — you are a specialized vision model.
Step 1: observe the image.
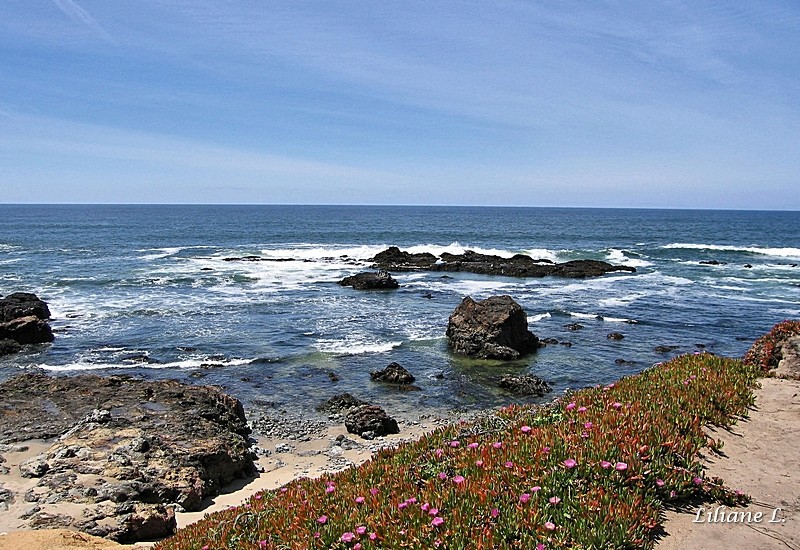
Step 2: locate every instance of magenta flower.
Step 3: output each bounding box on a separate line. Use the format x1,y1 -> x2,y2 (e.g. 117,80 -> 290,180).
317,515 -> 328,524
314,532 -> 320,538
521,425 -> 532,433
450,440 -> 460,448
356,526 -> 367,535
531,485 -> 541,492
370,487 -> 379,496
468,442 -> 479,449
429,507 -> 439,516
611,402 -> 623,409
407,497 -> 418,504
355,496 -> 365,504
421,502 -> 430,512
453,475 -> 465,484
475,460 -> 484,467
432,516 -> 444,527
693,476 -> 703,486
504,461 -> 514,469
549,496 -> 561,505
600,460 -> 612,469
438,472 -> 448,480
563,458 -> 577,469
326,485 -> 335,494
490,508 -> 499,518
536,544 -> 546,550
584,422 -> 593,429
578,406 -> 587,413
615,462 -> 628,471
341,532 -> 356,543
656,479 -> 665,487
519,493 -> 531,503
435,448 -> 443,458
398,502 -> 408,510
354,544 -> 362,550
258,540 -> 267,549
369,532 -> 378,541
541,446 -> 550,454
544,521 -> 556,531
255,493 -> 262,500
492,441 -> 502,449
566,402 -> 576,411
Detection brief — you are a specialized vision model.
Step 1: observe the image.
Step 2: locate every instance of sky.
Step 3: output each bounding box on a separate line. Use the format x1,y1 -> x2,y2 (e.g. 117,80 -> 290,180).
1,1 -> 799,209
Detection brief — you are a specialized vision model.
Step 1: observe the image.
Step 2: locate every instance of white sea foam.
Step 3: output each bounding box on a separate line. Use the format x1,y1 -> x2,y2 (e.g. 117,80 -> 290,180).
568,311 -> 602,320
528,312 -> 552,323
137,247 -> 185,260
522,248 -> 562,263
33,358 -> 252,372
597,292 -> 648,307
605,249 -> 653,268
313,339 -> 402,355
601,316 -> 638,324
662,243 -> 800,259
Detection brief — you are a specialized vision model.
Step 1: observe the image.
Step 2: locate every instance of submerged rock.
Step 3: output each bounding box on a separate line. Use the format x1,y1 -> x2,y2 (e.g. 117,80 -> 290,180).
370,362 -> 415,384
498,374 -> 551,396
446,295 -> 541,360
339,270 -> 399,290
607,332 -> 625,340
316,393 -> 369,413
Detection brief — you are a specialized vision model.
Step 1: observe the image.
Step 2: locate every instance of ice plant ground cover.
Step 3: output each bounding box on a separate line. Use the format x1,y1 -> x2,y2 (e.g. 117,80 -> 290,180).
155,324 -> 800,549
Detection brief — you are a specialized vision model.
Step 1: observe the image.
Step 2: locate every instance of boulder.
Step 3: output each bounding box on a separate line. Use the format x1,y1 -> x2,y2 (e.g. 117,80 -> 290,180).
370,362 -> 415,384
316,393 -> 368,413
0,315 -> 54,344
339,270 -> 399,290
0,339 -> 22,357
344,405 -> 399,439
0,292 -> 50,322
446,295 -> 541,360
607,332 -> 625,340
498,374 -> 551,396
371,246 -> 437,269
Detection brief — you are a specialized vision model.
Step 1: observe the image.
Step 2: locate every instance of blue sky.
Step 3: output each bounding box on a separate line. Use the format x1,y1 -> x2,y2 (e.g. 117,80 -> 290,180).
1,1 -> 798,208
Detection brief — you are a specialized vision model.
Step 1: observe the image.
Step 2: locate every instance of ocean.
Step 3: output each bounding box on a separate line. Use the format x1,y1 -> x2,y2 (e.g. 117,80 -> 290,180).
1,205 -> 799,419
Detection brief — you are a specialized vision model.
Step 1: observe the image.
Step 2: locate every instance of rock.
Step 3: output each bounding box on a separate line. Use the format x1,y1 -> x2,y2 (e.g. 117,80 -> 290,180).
370,362 -> 415,384
0,338 -> 22,356
607,332 -> 625,340
743,264 -> 753,268
338,270 -> 399,290
655,345 -> 680,353
446,295 -> 541,360
316,393 -> 369,413
111,503 -> 176,543
564,323 -> 584,331
19,455 -> 50,478
344,405 -> 399,438
699,260 -> 726,265
498,374 -> 551,396
0,315 -> 54,344
615,358 -> 636,365
371,247 -> 635,278
0,292 -> 50,322
541,337 -> 559,345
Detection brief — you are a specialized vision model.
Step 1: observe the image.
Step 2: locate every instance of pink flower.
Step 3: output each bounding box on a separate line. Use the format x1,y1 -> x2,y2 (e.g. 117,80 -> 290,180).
656,479 -> 665,487
504,461 -> 514,469
490,508 -> 499,518
438,472 -> 448,480
549,496 -> 561,505
314,532 -> 320,538
407,497 -> 418,504
355,496 -> 365,504
531,486 -> 541,492
468,442 -> 479,449
280,487 -> 288,493
475,460 -> 484,467
600,460 -> 612,469
399,502 -> 408,510
693,476 -> 703,486
544,521 -> 556,531
537,544 -> 546,550
519,493 -> 531,503
432,516 -> 444,527
566,402 -> 576,411
584,422 -> 593,429
341,532 -> 356,542
612,402 -> 622,409
258,541 -> 267,549
450,440 -> 460,448
354,545 -> 362,550
615,462 -> 628,471
254,493 -> 262,500
453,475 -> 465,484
429,507 -> 439,516
521,425 -> 531,433
541,446 -> 550,454
369,532 -> 378,541
370,487 -> 379,496
326,485 -> 335,493
317,515 -> 328,524
577,406 -> 587,413
563,458 -> 577,469
356,526 -> 367,535
435,448 -> 443,458
421,502 -> 430,511
202,546 -> 209,550
492,442 -> 502,449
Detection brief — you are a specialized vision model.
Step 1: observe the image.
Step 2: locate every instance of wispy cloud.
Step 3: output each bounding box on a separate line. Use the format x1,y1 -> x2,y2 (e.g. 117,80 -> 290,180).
52,0 -> 114,43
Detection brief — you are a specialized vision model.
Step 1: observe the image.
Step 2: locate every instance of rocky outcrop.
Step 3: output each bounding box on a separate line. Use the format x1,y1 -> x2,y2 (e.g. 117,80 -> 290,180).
498,374 -> 551,396
0,374 -> 255,542
344,405 -> 399,439
0,293 -> 54,353
371,247 -> 635,278
316,393 -> 368,414
446,295 -> 541,360
370,362 -> 415,384
339,270 -> 399,290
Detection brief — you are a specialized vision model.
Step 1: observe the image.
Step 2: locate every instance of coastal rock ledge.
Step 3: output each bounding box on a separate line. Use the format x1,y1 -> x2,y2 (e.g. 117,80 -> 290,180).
0,292 -> 54,353
446,295 -> 541,360
0,373 -> 256,543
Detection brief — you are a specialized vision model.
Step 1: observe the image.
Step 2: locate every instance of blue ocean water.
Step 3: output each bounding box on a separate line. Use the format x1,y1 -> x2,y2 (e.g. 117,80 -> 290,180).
1,205 -> 799,418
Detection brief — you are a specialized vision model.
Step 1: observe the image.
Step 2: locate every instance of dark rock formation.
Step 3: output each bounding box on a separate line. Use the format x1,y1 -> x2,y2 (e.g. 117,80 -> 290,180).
564,323 -> 584,331
370,362 -> 415,384
338,270 -> 399,290
0,339 -> 22,357
498,374 -> 551,396
344,405 -> 399,439
446,295 -> 541,360
0,315 -> 54,344
607,332 -> 625,340
655,345 -> 680,353
699,260 -> 726,265
541,337 -> 559,345
371,247 -> 635,279
0,292 -> 50,322
0,373 -> 255,542
316,393 -> 368,413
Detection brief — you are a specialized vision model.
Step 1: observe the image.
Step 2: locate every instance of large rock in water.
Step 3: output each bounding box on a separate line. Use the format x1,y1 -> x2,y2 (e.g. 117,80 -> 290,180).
0,293 -> 54,351
0,292 -> 51,322
0,374 -> 256,542
339,270 -> 399,290
446,295 -> 541,359
0,315 -> 54,344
